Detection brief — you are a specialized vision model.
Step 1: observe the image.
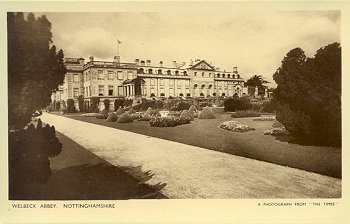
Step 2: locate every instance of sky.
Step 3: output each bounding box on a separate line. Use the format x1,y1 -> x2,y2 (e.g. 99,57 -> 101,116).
35,11 -> 340,87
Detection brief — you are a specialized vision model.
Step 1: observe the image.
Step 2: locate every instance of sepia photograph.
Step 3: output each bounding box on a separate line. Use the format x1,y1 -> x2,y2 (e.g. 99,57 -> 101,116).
1,1 -> 349,223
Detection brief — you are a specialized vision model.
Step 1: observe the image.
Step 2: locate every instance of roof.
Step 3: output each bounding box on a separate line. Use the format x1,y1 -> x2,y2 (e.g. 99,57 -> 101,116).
122,77 -> 146,85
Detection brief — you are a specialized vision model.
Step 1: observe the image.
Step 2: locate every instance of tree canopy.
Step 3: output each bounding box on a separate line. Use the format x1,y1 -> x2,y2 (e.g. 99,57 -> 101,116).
8,12 -> 66,129
246,75 -> 270,94
273,43 -> 341,147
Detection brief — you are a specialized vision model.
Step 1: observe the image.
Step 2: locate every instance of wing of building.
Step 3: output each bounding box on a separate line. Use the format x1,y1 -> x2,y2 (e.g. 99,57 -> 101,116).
51,56 -> 247,111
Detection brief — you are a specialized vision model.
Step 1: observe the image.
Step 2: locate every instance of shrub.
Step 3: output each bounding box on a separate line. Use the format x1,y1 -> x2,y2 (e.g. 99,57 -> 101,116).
150,116 -> 190,127
78,95 -> 84,112
66,99 -> 76,113
9,119 -> 62,199
96,113 -> 108,119
90,97 -> 100,113
264,128 -> 289,136
198,107 -> 215,119
224,96 -> 252,112
160,93 -> 165,97
171,101 -> 191,111
117,113 -> 133,123
145,107 -> 156,116
114,98 -> 124,110
127,108 -> 136,115
188,105 -> 197,114
230,110 -> 261,118
272,120 -> 284,128
261,99 -> 279,113
100,109 -> 108,115
220,121 -> 255,132
124,99 -> 133,107
180,110 -> 194,121
106,113 -> 118,122
104,99 -> 110,111
115,107 -> 125,115
138,114 -> 152,121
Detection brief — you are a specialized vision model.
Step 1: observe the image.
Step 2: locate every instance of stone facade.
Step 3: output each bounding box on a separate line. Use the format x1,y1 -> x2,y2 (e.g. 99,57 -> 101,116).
52,57 -> 246,111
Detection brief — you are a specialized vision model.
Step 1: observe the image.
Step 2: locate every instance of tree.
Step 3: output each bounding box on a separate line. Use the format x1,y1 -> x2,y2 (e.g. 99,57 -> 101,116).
273,43 -> 341,147
78,95 -> 84,112
8,12 -> 67,130
8,12 -> 66,199
246,75 -> 270,95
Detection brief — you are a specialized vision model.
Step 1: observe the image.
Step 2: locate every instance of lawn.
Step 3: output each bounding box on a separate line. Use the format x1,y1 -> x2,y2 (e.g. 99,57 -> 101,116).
59,112 -> 341,178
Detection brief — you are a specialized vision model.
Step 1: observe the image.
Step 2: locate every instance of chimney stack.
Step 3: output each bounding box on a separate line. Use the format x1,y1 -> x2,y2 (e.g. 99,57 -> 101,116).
78,58 -> 85,65
89,56 -> 94,62
159,61 -> 163,67
140,60 -> 145,66
233,67 -> 238,73
114,56 -> 120,63
146,59 -> 151,66
135,59 -> 140,65
173,60 -> 177,68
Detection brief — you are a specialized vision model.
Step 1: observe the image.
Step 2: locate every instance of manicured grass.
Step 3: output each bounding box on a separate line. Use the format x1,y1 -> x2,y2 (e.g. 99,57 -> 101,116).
62,112 -> 341,178
40,131 -> 167,200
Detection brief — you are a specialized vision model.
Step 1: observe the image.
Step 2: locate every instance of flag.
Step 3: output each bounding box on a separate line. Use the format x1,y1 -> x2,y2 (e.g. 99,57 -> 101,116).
118,40 -> 122,44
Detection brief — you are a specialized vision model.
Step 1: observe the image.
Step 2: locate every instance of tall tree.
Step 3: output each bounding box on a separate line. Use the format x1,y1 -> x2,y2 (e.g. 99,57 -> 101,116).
273,43 -> 341,147
8,12 -> 66,130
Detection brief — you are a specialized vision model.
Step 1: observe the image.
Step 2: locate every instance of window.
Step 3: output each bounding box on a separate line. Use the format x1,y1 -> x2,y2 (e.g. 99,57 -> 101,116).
98,70 -> 104,79
151,79 -> 155,86
167,70 -> 171,75
222,74 -> 225,78
127,72 -> 133,80
73,74 -> 79,82
150,88 -> 155,94
177,79 -> 182,86
186,80 -> 190,86
85,87 -> 88,97
98,85 -> 104,96
177,88 -> 182,94
169,79 -> 173,86
209,73 -> 212,77
73,88 -> 79,98
118,86 -> 123,96
194,72 -> 197,76
108,71 -> 114,80
160,88 -> 165,94
144,87 -> 147,96
88,86 -> 91,96
108,85 -> 114,96
228,74 -> 231,78
175,71 -> 179,75
160,79 -> 164,86
202,72 -> 205,77
117,71 -> 123,80
158,69 -> 162,75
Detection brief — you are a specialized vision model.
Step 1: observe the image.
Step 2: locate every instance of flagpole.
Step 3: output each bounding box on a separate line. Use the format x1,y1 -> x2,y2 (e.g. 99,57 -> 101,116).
117,40 -> 120,56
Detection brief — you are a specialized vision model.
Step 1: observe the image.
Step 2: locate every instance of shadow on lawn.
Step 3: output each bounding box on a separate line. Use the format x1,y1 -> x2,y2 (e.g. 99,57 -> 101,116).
275,135 -> 341,148
40,163 -> 168,200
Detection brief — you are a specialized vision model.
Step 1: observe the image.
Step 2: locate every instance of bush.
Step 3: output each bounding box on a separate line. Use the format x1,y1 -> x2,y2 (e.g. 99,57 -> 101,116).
171,101 -> 191,111
145,107 -> 156,116
138,114 -> 152,121
124,99 -> 133,107
114,98 -> 124,110
188,105 -> 197,114
106,113 -> 118,122
117,113 -> 133,123
230,110 -> 261,118
264,128 -> 289,136
104,99 -> 110,111
66,99 -> 76,113
198,107 -> 215,119
78,95 -> 84,112
96,113 -> 108,119
100,109 -> 108,115
150,116 -> 191,127
127,108 -> 136,115
115,107 -> 125,115
261,99 -> 279,113
9,119 -> 62,199
224,96 -> 252,112
90,97 -> 100,113
180,110 -> 194,121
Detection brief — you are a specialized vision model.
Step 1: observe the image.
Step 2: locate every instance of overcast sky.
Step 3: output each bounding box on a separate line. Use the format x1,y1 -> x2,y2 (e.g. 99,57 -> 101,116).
35,11 -> 340,86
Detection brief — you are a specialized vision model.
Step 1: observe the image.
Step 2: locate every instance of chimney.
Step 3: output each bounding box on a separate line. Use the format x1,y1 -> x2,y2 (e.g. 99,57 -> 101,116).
146,59 -> 151,66
89,56 -> 94,62
189,59 -> 193,66
215,67 -> 220,71
233,67 -> 238,73
114,56 -> 120,63
159,61 -> 163,67
173,60 -> 177,68
135,59 -> 140,65
195,59 -> 200,62
78,58 -> 85,65
140,60 -> 145,66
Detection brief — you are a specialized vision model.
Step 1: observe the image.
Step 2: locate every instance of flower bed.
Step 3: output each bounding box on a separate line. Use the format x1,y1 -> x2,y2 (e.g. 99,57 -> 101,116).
264,128 -> 289,136
253,117 -> 275,121
81,113 -> 100,117
230,110 -> 261,118
219,121 -> 255,132
150,116 -> 191,127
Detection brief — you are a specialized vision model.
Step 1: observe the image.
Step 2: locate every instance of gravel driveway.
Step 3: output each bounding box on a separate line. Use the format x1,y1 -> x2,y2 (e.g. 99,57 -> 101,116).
40,113 -> 341,199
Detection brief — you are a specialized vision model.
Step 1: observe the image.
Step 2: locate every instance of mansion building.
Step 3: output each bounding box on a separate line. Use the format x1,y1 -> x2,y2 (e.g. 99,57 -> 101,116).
51,56 -> 246,110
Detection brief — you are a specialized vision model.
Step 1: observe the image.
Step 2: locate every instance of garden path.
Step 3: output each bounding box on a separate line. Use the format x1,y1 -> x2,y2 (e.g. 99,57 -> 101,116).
40,113 -> 341,199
